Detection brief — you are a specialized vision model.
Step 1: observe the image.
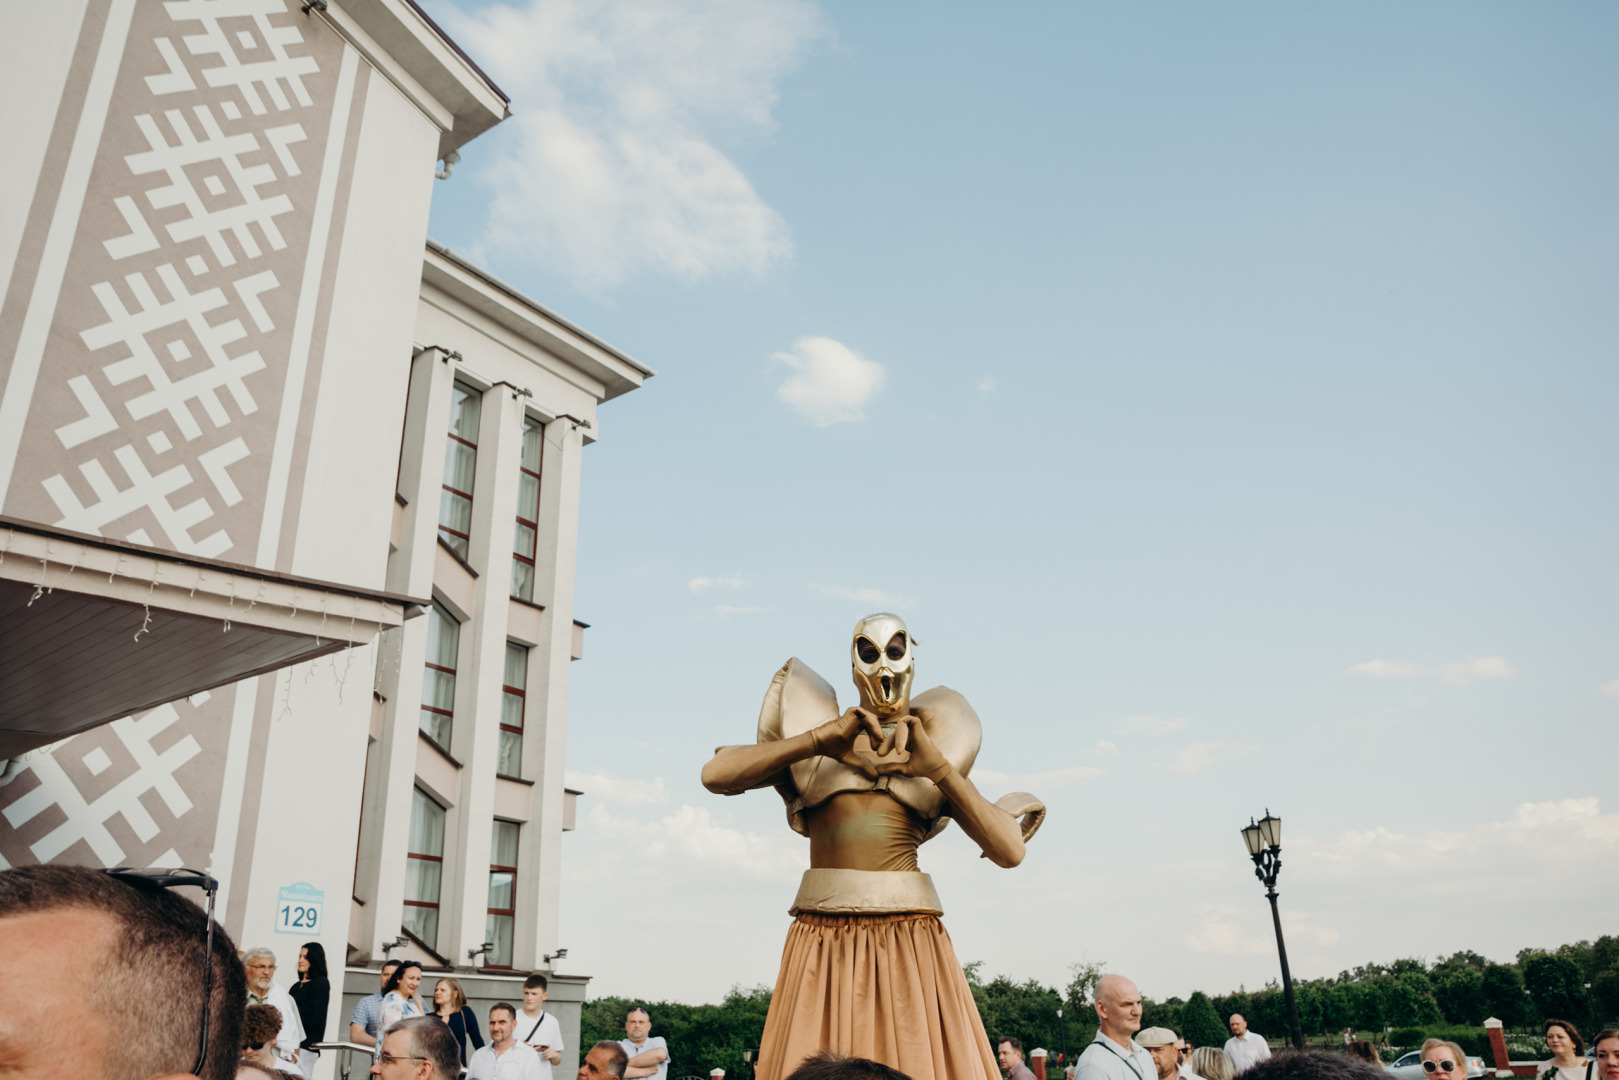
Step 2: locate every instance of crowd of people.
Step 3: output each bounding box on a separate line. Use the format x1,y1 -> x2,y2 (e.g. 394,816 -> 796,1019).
981,975 -> 1619,1080
0,862 -> 1614,1080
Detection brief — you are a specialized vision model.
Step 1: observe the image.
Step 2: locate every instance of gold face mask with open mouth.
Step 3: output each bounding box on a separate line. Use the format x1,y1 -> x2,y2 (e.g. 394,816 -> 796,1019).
850,612 -> 914,719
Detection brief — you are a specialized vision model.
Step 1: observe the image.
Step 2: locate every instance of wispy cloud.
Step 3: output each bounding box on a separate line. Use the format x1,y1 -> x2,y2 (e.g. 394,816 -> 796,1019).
774,336 -> 885,426
588,803 -> 808,879
688,573 -> 746,593
1116,715 -> 1188,737
973,764 -> 1106,791
1094,740 -> 1119,759
1304,797 -> 1619,869
811,584 -> 918,610
1185,902 -> 1340,956
977,376 -> 996,394
1348,656 -> 1514,685
715,605 -> 770,619
1163,741 -> 1258,776
440,0 -> 825,290
1600,680 -> 1619,697
563,770 -> 669,805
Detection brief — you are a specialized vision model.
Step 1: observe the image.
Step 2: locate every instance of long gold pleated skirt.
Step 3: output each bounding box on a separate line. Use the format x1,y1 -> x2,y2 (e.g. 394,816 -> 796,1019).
756,912 -> 998,1080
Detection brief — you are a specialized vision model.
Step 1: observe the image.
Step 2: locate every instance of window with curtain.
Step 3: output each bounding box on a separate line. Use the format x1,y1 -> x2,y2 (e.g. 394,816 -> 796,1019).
498,642 -> 527,778
438,382 -> 481,559
510,416 -> 543,599
404,788 -> 446,947
419,602 -> 459,748
485,819 -> 519,967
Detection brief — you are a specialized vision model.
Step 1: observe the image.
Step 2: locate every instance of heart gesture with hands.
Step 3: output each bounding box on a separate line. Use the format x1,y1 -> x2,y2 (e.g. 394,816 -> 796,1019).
810,706 -> 952,784
866,708 -> 953,783
809,706 -> 890,778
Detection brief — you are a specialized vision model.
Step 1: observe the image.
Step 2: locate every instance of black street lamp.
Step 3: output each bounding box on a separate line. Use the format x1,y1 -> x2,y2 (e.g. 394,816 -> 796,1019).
1242,810 -> 1305,1051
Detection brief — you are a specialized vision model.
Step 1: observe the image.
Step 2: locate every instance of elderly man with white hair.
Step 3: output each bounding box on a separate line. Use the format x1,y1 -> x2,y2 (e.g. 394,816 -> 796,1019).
244,945 -> 306,1072
1076,974 -> 1156,1080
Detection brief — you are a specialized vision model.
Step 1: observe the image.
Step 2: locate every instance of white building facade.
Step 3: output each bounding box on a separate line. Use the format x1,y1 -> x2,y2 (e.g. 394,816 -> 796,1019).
0,2 -> 650,1074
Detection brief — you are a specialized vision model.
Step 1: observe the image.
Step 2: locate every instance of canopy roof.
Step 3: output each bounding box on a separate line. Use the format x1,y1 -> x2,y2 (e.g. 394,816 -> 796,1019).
0,517 -> 422,759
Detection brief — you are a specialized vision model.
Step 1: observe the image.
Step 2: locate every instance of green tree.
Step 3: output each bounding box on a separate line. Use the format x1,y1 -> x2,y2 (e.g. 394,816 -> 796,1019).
1481,964 -> 1532,1026
1434,967 -> 1488,1026
581,986 -> 773,1077
1523,954 -> 1587,1023
1063,961 -> 1105,1048
1182,992 -> 1228,1048
976,974 -> 1063,1059
1592,970 -> 1619,1029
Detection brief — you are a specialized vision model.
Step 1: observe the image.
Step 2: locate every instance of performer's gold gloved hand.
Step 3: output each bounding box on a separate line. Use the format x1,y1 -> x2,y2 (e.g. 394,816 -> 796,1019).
869,708 -> 953,784
809,706 -> 890,778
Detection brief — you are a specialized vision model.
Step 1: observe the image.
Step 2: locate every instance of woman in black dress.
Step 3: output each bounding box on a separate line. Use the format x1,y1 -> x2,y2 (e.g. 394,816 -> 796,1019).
288,942 -> 329,1078
430,977 -> 484,1066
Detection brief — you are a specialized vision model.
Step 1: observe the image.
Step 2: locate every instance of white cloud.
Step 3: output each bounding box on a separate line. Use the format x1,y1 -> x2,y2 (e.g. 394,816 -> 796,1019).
440,0 -> 824,290
1602,680 -> 1619,697
1304,798 -> 1619,872
977,376 -> 996,394
563,770 -> 669,805
773,336 -> 885,426
1347,659 -> 1423,678
1437,657 -> 1514,684
1164,740 -> 1257,776
588,802 -> 807,879
715,604 -> 770,619
811,584 -> 918,610
1116,715 -> 1187,737
973,764 -> 1106,791
1094,739 -> 1119,759
1185,902 -> 1340,956
1347,656 -> 1513,684
688,573 -> 746,592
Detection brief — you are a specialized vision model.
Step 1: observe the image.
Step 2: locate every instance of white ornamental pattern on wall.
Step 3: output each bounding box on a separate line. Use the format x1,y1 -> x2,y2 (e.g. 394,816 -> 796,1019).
43,0 -> 327,558
0,695 -> 207,870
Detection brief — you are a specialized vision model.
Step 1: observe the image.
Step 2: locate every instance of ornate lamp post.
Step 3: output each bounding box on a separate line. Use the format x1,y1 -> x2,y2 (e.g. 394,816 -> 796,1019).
1242,810 -> 1305,1050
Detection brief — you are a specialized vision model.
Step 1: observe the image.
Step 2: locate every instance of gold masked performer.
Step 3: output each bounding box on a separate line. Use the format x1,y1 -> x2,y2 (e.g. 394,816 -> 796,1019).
702,614 -> 1045,1080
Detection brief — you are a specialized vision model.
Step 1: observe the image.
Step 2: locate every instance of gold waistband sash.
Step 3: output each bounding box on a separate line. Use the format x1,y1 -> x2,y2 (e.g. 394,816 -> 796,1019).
788,868 -> 944,916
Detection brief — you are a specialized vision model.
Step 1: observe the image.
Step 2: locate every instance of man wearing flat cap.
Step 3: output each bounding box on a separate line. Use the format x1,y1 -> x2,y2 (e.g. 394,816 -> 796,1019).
1139,1028 -> 1191,1080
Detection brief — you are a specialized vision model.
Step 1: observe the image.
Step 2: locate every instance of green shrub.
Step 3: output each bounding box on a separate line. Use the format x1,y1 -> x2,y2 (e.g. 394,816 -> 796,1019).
1391,1028 -> 1427,1048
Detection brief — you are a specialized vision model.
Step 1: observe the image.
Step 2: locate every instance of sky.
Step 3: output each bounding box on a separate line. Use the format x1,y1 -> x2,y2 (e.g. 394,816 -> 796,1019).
419,0 -> 1619,1007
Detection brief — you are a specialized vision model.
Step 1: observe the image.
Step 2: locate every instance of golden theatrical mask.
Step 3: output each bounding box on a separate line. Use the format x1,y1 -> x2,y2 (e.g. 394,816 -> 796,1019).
701,613 -> 1045,1080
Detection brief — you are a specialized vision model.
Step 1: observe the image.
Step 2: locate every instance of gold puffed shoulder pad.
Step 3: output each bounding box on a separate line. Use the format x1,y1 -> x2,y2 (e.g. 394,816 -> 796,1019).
757,658 -> 983,838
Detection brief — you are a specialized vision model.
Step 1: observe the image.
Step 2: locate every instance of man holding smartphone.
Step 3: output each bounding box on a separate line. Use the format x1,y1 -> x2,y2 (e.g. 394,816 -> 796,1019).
517,973 -> 565,1077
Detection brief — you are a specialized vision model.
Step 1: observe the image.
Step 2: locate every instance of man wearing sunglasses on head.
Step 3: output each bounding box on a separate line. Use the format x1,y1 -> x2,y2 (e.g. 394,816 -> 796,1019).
0,863 -> 246,1079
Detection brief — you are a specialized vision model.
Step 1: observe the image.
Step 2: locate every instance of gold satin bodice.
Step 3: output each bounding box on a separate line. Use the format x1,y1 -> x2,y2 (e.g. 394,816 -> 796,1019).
807,792 -> 928,872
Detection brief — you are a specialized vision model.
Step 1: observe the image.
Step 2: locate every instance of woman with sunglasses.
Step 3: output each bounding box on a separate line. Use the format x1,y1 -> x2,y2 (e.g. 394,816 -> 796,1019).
1540,1019 -> 1589,1080
1422,1038 -> 1470,1080
379,959 -> 427,1030
1592,1030 -> 1619,1080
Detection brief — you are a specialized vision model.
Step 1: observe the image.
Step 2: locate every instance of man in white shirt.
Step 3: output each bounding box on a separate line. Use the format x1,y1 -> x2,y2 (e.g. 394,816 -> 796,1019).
243,946 -> 305,1072
1224,1015 -> 1272,1075
1076,974 -> 1156,1080
468,1003 -> 545,1080
517,973 -> 565,1078
620,1008 -> 670,1080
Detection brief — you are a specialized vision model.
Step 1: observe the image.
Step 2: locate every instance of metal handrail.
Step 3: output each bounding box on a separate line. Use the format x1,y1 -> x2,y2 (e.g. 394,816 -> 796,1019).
310,1042 -> 376,1080
310,1039 -> 471,1078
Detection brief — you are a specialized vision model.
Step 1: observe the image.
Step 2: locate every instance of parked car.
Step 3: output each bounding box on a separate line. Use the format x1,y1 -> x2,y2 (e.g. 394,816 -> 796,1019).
1384,1052 -> 1487,1080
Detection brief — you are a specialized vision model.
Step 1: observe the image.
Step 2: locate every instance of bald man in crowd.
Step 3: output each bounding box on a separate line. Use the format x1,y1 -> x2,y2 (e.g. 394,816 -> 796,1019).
1076,975 -> 1156,1080
1225,1015 -> 1272,1075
